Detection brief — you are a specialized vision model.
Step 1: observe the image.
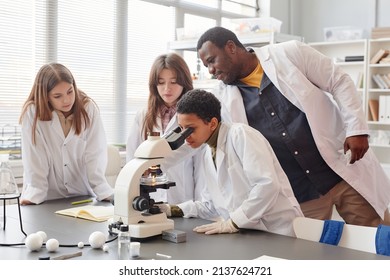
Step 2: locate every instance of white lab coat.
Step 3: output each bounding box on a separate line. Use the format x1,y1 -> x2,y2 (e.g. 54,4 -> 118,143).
179,122 -> 303,237
21,102 -> 114,204
212,40 -> 390,219
126,108 -> 203,204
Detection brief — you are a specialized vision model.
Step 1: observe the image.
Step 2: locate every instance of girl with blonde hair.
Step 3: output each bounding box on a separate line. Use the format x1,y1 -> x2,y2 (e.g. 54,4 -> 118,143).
19,63 -> 113,205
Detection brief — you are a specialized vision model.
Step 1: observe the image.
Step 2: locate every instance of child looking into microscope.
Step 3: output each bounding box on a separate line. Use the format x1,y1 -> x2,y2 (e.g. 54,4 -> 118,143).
158,89 -> 303,237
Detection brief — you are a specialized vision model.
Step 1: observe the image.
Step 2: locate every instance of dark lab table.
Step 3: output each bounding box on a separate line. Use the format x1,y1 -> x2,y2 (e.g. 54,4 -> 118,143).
1,196 -> 389,260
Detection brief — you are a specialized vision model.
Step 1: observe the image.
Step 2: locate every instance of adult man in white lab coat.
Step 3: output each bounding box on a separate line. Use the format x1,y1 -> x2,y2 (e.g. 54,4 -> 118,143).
196,26 -> 390,226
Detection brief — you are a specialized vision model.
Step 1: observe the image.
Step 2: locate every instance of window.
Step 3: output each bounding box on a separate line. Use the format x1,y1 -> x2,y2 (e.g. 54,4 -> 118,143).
0,1 -> 36,159
0,0 -> 118,158
127,0 -> 175,136
222,0 -> 258,16
0,0 -> 258,159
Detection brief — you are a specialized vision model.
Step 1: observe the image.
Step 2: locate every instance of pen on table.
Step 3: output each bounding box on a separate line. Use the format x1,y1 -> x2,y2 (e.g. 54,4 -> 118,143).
71,199 -> 93,205
39,251 -> 83,260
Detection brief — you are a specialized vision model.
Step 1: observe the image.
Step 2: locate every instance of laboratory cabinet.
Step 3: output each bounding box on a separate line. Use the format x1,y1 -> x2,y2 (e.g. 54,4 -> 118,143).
309,40 -> 367,106
309,39 -> 390,173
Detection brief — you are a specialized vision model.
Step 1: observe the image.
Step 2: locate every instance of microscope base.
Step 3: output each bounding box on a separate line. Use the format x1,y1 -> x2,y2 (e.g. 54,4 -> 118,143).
128,219 -> 174,239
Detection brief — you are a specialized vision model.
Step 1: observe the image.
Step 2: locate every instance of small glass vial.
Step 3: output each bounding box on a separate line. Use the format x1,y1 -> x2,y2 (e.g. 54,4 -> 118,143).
130,242 -> 140,259
118,224 -> 131,260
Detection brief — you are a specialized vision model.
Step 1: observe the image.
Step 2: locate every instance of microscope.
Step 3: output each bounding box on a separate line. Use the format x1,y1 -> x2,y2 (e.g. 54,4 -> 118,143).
109,127 -> 193,239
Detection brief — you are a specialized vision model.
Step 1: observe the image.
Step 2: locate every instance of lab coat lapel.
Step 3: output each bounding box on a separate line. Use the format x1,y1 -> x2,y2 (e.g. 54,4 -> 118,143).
215,125 -> 227,172
51,111 -> 66,141
204,146 -> 218,185
157,113 -> 178,136
254,47 -> 304,111
214,124 -> 228,197
165,113 -> 178,133
64,126 -> 76,143
215,124 -> 230,200
227,88 -> 246,122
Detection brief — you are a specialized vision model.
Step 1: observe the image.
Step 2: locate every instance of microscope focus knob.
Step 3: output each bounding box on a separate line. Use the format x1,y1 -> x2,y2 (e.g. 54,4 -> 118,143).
132,196 -> 149,211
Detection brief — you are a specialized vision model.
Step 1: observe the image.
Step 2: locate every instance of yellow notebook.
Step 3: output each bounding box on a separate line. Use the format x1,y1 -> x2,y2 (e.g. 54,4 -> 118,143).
55,205 -> 114,222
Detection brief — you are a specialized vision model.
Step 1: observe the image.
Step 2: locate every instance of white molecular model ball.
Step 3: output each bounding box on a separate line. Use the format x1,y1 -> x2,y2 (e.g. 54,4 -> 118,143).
45,238 -> 59,252
36,231 -> 48,242
89,231 -> 106,249
78,241 -> 84,249
102,244 -> 109,252
25,233 -> 43,251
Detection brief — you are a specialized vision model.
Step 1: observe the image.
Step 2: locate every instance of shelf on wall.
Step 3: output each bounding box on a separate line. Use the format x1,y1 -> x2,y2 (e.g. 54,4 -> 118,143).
308,39 -> 390,167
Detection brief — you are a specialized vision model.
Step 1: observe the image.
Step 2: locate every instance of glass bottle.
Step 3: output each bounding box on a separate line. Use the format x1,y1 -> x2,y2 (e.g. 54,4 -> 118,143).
0,154 -> 18,196
118,224 -> 131,260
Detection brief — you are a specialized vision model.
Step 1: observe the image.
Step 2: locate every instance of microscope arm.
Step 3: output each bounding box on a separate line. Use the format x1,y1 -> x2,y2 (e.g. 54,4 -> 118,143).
114,157 -> 165,224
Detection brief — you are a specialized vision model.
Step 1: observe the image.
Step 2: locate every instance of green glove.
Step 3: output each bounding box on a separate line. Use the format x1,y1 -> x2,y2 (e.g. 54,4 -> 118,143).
156,204 -> 184,217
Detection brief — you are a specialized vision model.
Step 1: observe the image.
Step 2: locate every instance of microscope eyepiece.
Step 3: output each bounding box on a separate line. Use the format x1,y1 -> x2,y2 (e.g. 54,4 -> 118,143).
164,126 -> 194,150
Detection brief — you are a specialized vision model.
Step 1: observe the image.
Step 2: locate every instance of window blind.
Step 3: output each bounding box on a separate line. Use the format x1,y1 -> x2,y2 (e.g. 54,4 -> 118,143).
0,0 -> 173,147
0,0 -> 257,155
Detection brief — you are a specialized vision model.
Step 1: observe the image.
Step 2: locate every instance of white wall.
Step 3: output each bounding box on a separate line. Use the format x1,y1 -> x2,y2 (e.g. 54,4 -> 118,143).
377,0 -> 390,27
265,0 -> 390,43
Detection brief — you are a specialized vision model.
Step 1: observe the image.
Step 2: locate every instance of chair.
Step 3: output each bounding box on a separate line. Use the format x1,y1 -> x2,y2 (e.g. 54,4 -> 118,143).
293,217 -> 378,254
105,145 -> 122,188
